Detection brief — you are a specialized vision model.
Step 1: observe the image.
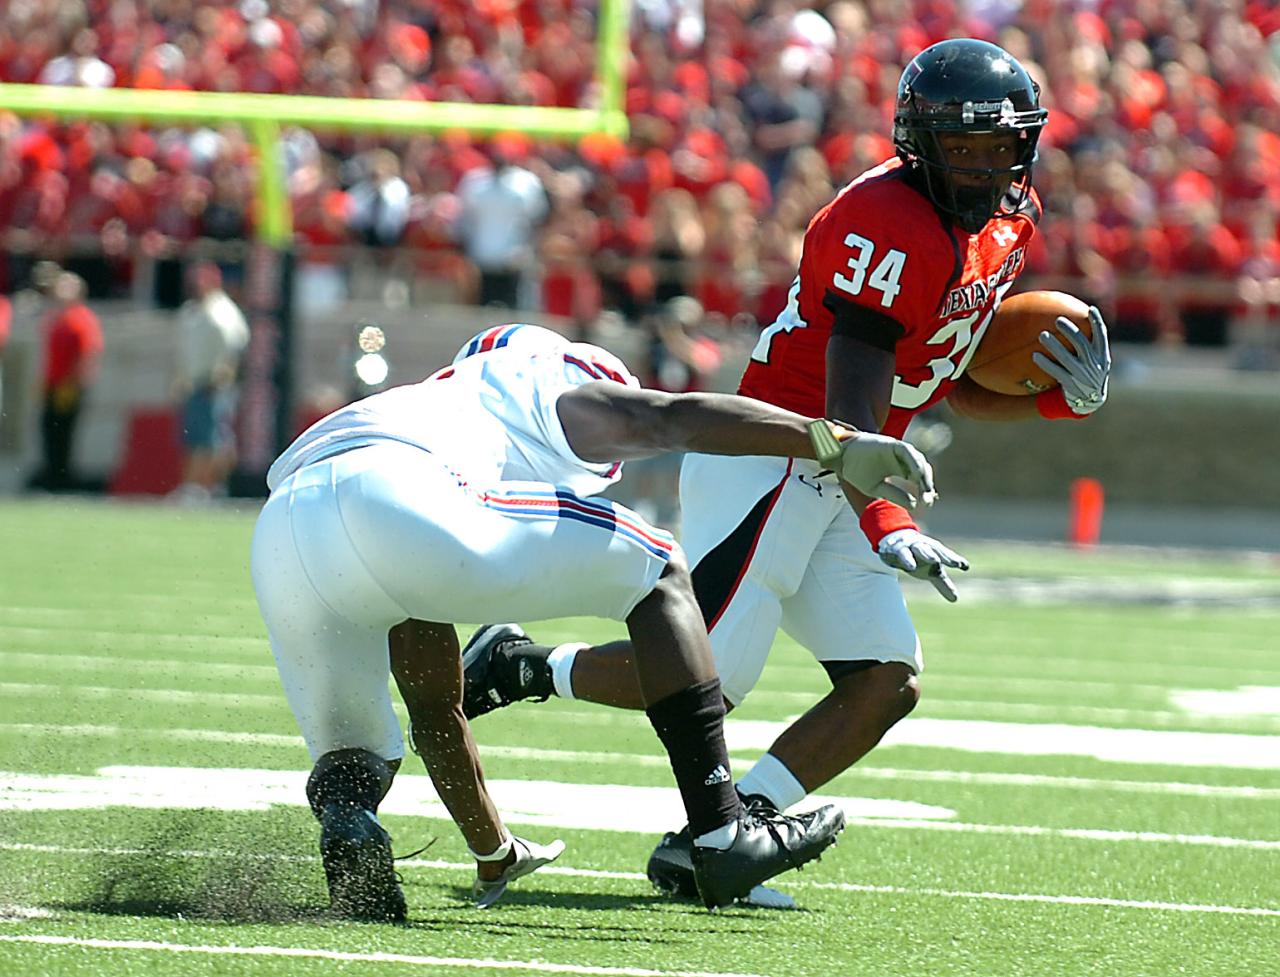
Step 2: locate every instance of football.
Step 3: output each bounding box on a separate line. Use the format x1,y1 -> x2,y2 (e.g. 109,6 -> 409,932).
965,291 -> 1093,396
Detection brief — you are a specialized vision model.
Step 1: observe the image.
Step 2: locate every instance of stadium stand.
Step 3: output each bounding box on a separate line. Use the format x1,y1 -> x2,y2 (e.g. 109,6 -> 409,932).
1,0 -> 1278,349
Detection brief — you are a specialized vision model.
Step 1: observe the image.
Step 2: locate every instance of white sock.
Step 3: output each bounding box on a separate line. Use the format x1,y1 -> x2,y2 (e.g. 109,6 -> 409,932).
693,819 -> 739,850
547,643 -> 587,700
735,752 -> 806,811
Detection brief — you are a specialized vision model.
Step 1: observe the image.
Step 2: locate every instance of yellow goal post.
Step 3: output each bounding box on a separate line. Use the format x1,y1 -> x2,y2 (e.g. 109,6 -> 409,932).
0,0 -> 630,483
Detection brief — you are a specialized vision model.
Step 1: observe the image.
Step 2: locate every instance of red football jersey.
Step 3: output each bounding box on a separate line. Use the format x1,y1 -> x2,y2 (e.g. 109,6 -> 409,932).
739,158 -> 1041,438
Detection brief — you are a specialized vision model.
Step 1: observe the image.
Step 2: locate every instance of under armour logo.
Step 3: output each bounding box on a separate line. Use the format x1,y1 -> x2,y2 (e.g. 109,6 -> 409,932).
993,226 -> 1018,247
704,764 -> 731,786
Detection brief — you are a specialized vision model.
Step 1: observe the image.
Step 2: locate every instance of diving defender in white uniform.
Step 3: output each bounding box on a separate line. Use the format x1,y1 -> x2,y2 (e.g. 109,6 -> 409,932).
250,323 -> 936,916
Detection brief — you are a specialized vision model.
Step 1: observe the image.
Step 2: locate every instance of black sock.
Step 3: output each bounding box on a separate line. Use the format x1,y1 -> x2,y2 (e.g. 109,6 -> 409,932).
645,678 -> 742,837
509,642 -> 556,698
306,748 -> 394,818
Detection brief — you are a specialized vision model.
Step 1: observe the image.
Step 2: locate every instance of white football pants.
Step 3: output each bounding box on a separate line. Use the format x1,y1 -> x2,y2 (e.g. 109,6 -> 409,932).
679,452 -> 922,706
250,442 -> 673,760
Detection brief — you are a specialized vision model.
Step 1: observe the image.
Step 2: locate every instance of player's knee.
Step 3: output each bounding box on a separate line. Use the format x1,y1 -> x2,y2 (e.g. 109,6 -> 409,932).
894,669 -> 922,720
876,665 -> 920,724
832,661 -> 920,725
651,545 -> 694,600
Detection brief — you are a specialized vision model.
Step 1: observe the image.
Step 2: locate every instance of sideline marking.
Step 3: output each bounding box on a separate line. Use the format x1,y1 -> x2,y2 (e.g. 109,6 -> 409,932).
0,934 -> 770,977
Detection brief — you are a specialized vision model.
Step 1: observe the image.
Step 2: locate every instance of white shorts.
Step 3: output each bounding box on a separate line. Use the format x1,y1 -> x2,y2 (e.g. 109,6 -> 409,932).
251,441 -> 674,760
679,452 -> 921,706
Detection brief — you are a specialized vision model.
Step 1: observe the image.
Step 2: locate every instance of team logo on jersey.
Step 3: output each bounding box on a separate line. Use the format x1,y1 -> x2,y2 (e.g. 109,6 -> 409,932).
940,246 -> 1025,317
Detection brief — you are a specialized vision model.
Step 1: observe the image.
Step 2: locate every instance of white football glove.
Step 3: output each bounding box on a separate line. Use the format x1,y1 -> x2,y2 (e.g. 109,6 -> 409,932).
1032,306 -> 1111,415
877,528 -> 969,602
808,422 -> 938,509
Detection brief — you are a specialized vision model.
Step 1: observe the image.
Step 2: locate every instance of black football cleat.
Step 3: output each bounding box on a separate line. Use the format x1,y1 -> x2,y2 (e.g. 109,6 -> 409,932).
649,795 -> 798,908
691,803 -> 845,910
647,827 -> 699,899
318,802 -> 407,922
461,624 -> 554,718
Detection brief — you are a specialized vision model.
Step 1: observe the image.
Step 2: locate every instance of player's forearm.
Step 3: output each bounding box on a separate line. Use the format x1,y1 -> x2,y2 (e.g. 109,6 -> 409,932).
946,376 -> 1041,421
651,392 -> 821,459
561,384 -> 829,462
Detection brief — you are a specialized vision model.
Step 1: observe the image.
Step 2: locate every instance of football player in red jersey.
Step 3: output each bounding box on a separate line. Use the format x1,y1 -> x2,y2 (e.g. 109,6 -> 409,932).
458,39 -> 1112,905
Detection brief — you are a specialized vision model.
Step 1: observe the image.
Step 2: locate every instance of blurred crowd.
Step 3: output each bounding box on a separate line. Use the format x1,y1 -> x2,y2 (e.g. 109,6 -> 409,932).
2,0 -> 1280,350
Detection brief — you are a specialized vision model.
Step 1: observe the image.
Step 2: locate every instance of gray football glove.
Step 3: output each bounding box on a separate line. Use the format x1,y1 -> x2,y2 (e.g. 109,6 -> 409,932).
877,528 -> 969,602
808,421 -> 938,509
1031,306 -> 1111,415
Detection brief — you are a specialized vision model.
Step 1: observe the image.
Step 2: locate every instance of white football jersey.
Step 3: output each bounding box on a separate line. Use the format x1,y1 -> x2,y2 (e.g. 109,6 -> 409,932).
267,329 -> 639,498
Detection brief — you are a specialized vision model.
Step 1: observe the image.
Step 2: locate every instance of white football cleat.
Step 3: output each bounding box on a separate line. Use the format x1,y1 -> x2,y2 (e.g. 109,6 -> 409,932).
472,836 -> 566,908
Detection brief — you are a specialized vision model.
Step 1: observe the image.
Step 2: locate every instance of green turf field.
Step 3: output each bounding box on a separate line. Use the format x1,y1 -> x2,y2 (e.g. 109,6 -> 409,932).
1,498 -> 1277,977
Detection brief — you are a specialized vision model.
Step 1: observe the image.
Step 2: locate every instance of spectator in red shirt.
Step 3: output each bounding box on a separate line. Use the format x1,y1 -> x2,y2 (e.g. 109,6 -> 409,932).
30,271 -> 103,491
1167,202 -> 1244,345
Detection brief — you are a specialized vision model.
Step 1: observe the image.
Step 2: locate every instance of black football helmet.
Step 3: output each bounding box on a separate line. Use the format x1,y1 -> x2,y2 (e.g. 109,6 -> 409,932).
894,39 -> 1047,233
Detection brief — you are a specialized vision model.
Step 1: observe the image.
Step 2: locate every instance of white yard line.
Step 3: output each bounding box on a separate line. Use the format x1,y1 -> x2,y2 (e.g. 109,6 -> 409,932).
0,651 -> 278,677
0,624 -> 262,649
729,717 -> 1280,771
6,650 -> 1280,733
5,673 -> 1278,733
834,818 -> 1280,849
5,622 -> 1280,680
1,723 -> 303,747
908,698 -> 1280,730
3,724 -> 1278,799
0,934 -> 770,977
846,765 -> 1280,800
1,756 -> 1277,847
1,849 -> 1276,919
801,883 -> 1280,917
0,682 -> 281,708
0,650 -> 1218,698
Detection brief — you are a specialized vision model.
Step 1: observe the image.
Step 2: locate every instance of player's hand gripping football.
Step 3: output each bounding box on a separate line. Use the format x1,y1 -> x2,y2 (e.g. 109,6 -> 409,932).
808,421 -> 938,509
877,529 -> 970,602
1032,306 -> 1111,416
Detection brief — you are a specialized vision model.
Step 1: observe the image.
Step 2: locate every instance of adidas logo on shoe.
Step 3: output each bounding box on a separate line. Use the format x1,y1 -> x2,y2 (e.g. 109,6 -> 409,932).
704,764 -> 730,786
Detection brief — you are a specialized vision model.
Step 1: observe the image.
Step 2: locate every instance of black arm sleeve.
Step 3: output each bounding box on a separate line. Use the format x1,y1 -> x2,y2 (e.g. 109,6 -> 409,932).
823,290 -> 906,353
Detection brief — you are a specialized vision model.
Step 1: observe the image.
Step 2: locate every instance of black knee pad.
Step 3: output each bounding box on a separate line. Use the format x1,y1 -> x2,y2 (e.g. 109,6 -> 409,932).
306,748 -> 395,819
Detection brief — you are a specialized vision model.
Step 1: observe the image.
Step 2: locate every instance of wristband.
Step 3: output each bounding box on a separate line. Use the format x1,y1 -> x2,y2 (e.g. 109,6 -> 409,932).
807,419 -> 847,468
1036,388 -> 1086,420
470,833 -> 514,862
859,499 -> 917,549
